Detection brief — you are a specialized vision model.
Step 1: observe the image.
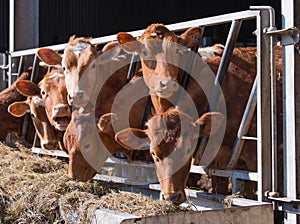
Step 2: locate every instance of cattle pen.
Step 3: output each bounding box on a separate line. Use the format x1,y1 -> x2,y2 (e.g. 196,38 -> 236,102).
2,5 -> 300,224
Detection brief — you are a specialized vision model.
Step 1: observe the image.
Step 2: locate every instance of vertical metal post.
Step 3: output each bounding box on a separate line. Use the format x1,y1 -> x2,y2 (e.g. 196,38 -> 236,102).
0,53 -> 7,91
255,9 -> 272,202
282,0 -> 299,222
8,0 -> 14,87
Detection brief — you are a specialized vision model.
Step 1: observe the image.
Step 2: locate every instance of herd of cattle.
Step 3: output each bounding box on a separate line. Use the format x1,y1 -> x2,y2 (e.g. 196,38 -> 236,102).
0,24 -> 283,205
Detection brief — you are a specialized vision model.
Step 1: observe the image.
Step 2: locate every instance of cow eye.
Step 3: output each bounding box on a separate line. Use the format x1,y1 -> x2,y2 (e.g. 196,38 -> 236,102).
31,113 -> 36,118
142,50 -> 148,58
41,90 -> 47,97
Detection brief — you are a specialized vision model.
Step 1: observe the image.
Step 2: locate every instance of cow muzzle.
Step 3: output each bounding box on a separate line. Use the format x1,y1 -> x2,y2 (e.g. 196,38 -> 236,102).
68,90 -> 88,107
154,79 -> 179,98
41,140 -> 57,150
160,191 -> 186,205
52,104 -> 71,131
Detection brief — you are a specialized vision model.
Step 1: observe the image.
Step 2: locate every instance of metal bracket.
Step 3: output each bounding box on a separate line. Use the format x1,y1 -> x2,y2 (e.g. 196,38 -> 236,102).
267,27 -> 300,53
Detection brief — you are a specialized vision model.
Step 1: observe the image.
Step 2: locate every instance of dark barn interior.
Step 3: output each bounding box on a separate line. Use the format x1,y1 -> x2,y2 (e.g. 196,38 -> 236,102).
0,0 -> 281,52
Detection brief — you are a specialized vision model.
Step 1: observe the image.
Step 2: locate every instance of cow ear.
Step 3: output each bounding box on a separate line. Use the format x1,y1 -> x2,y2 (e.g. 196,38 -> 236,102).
179,27 -> 203,48
117,32 -> 142,53
37,48 -> 62,66
8,101 -> 30,117
97,113 -> 117,133
100,42 -> 123,62
115,128 -> 150,150
16,80 -> 41,97
194,112 -> 224,136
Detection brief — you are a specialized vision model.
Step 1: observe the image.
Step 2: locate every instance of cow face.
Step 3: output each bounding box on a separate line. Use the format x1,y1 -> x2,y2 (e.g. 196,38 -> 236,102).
64,110 -> 110,181
117,24 -> 202,100
115,108 -> 224,204
8,96 -> 57,150
60,36 -> 99,107
15,72 -> 71,132
38,70 -> 71,131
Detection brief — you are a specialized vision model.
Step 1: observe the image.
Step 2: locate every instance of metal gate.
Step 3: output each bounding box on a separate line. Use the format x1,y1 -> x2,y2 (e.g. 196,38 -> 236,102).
5,7 -> 300,222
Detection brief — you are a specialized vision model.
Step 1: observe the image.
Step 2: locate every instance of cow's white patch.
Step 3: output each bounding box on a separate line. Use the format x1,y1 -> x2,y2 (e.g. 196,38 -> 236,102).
69,42 -> 88,56
32,96 -> 45,107
49,72 -> 64,79
150,32 -> 157,37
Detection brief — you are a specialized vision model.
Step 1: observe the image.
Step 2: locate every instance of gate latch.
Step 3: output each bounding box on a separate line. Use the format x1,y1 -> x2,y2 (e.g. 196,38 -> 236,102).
267,27 -> 300,54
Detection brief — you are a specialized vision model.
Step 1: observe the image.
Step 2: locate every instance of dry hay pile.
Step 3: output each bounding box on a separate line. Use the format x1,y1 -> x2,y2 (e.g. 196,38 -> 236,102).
0,135 -> 190,223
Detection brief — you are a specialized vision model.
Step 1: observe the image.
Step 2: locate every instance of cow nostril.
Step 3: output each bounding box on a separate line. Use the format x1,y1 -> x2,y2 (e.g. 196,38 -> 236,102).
160,80 -> 168,88
68,94 -> 73,101
42,141 -> 56,150
78,91 -> 84,99
173,82 -> 178,89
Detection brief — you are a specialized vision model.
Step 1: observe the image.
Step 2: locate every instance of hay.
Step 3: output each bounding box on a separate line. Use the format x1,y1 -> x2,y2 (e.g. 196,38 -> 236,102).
0,135 -> 190,223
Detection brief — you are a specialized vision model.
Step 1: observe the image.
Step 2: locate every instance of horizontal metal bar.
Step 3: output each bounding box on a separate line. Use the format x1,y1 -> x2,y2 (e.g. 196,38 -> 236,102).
269,197 -> 300,214
150,184 -> 269,207
105,157 -> 155,168
10,10 -> 258,58
190,165 -> 259,181
241,136 -> 258,141
31,147 -> 69,157
167,10 -> 257,31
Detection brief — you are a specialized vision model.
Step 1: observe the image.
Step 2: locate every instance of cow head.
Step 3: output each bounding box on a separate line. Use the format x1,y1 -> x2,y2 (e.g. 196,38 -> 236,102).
115,108 -> 224,204
62,36 -> 99,107
8,96 -> 57,150
117,24 -> 202,108
37,37 -> 98,107
64,110 -> 110,181
38,70 -> 71,131
14,71 -> 71,132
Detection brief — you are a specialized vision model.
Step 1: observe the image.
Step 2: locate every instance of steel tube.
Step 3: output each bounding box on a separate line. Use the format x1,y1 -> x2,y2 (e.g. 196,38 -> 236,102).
228,78 -> 257,168
8,0 -> 14,87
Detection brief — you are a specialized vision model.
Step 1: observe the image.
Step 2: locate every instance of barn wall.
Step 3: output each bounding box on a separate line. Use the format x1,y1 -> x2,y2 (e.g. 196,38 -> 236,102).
0,0 -> 282,51
38,0 -> 281,47
0,0 -> 9,52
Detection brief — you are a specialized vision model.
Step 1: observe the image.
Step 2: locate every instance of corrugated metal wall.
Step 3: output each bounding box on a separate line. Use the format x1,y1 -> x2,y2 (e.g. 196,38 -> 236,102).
0,0 -> 9,52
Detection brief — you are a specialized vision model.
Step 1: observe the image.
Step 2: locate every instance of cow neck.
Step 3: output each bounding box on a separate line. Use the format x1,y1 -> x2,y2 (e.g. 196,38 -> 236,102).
150,94 -> 174,114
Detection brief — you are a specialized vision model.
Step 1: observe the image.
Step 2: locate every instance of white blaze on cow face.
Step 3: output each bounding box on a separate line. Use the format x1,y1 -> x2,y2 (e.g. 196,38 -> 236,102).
61,36 -> 98,107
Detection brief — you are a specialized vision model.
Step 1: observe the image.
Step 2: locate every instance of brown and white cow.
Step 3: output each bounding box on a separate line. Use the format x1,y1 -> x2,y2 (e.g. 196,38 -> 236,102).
115,107 -> 224,204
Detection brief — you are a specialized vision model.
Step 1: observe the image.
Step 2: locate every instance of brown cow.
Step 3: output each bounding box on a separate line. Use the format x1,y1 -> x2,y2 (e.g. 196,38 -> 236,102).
117,24 -> 204,114
0,67 -> 47,143
8,95 -> 58,150
10,70 -> 72,151
116,24 -> 283,199
115,107 -> 224,204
